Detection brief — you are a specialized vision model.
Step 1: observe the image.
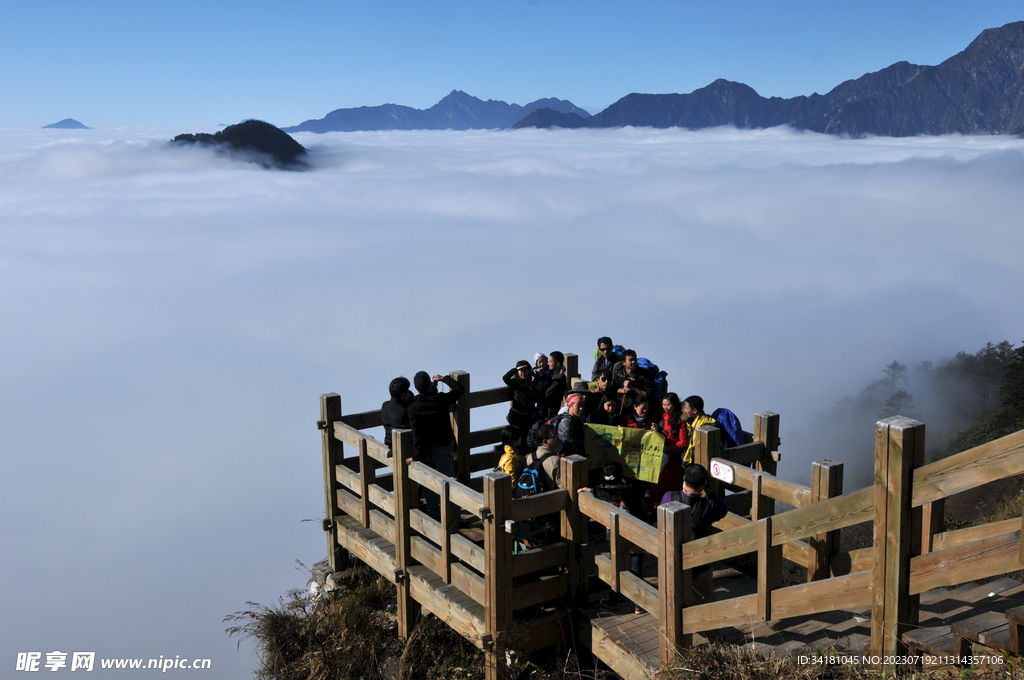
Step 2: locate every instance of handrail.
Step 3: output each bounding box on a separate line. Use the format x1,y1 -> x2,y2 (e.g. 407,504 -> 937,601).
911,428 -> 1024,507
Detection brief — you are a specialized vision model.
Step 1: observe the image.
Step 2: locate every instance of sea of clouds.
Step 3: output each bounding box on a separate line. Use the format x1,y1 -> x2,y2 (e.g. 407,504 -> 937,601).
2,125 -> 1023,677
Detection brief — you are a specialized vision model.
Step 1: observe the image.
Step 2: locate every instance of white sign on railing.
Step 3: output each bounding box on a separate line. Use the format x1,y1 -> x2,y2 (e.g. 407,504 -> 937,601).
710,459 -> 734,485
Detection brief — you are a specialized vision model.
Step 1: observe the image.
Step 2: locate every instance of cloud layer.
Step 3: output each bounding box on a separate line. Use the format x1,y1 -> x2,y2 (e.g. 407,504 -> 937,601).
2,125 -> 1023,677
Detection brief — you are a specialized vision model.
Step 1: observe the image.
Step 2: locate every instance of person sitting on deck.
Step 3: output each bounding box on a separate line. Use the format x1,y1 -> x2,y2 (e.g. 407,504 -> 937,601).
592,336 -> 618,380
381,376 -> 412,453
579,461 -> 645,613
494,426 -> 526,482
611,349 -> 652,415
588,393 -> 621,426
406,371 -> 465,521
682,395 -> 717,465
502,360 -> 535,439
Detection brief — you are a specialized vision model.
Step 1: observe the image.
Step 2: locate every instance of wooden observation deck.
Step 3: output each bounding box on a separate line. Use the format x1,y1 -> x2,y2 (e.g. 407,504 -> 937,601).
318,353 -> 1024,679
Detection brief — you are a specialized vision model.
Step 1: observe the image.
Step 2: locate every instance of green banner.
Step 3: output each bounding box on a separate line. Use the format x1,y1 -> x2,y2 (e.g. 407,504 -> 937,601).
584,424 -> 665,483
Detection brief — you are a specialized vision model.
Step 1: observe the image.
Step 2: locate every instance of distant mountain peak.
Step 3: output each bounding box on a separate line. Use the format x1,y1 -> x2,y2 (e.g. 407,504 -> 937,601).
44,118 -> 88,130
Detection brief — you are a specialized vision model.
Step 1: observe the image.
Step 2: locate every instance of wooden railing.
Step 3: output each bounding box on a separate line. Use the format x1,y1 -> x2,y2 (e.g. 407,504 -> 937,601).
321,366 -> 1024,676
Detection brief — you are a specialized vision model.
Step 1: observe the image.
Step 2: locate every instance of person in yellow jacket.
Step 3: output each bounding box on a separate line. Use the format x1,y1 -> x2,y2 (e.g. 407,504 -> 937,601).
682,395 -> 717,464
495,426 -> 527,482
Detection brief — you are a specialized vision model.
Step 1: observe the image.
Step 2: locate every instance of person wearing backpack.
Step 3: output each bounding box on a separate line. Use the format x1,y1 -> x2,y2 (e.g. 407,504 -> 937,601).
682,395 -> 717,465
556,392 -> 588,459
524,424 -> 562,491
611,349 -> 652,414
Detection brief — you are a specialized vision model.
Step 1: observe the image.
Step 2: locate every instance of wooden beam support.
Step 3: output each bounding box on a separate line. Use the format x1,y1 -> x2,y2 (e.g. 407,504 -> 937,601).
757,516 -> 782,621
483,472 -> 513,680
392,429 -> 421,640
870,417 -> 924,664
449,370 -> 471,484
659,501 -> 690,664
561,455 -> 587,605
808,459 -> 843,581
320,393 -> 345,571
694,425 -> 722,497
753,412 -> 780,477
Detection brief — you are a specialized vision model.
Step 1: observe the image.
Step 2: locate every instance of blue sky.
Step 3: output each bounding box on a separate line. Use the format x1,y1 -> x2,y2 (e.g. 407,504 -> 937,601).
2,1 -> 1021,128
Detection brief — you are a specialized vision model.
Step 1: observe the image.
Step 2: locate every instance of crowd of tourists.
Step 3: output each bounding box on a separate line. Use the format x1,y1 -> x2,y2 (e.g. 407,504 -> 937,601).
377,336 -> 729,614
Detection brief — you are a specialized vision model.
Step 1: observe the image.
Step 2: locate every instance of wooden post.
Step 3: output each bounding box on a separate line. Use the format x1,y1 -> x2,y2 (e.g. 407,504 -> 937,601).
808,460 -> 843,581
320,393 -> 345,571
561,456 -> 587,604
753,412 -> 780,477
449,370 -> 471,484
757,516 -> 782,621
392,429 -> 421,640
694,426 -> 722,497
440,480 -> 452,583
610,511 -> 628,594
659,501 -> 690,663
750,471 -> 766,522
483,472 -> 513,680
870,417 -> 924,664
564,352 -> 579,387
358,436 -> 375,529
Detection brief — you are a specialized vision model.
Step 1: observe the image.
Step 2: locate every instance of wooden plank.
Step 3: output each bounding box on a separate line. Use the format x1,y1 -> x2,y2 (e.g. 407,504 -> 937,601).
336,487 -> 362,518
467,385 -> 511,409
921,498 -> 944,555
768,486 -> 874,546
339,409 -> 384,430
451,533 -> 485,574
512,574 -> 568,610
694,426 -> 722,496
408,461 -> 444,494
410,508 -> 443,546
510,489 -> 570,522
469,448 -> 501,473
334,514 -> 397,583
770,571 -> 873,620
449,478 -> 485,515
578,490 -> 613,526
682,594 -> 759,635
610,513 -> 628,593
595,552 -> 612,586
411,535 -> 445,578
912,429 -> 1024,508
321,393 -> 344,571
757,516 -> 782,621
368,509 -> 395,544
682,517 -> 759,569
952,611 -> 1014,651
871,417 -> 924,661
449,370 -> 471,483
468,425 -> 504,451
367,484 -> 394,516
406,564 -> 486,642
718,441 -> 766,467
909,529 -> 1024,594
830,547 -> 873,577
450,562 -> 486,606
618,512 -> 659,556
659,501 -> 689,662
511,542 -> 568,578
333,420 -> 390,462
439,481 -> 452,583
335,460 -> 361,494
721,460 -> 811,508
582,615 -> 658,680
620,571 -> 659,616
933,518 -> 1021,551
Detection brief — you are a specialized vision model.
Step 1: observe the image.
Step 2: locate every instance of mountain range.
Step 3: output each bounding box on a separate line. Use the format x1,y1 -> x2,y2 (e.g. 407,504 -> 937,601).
284,91 -> 589,133
515,20 -> 1024,136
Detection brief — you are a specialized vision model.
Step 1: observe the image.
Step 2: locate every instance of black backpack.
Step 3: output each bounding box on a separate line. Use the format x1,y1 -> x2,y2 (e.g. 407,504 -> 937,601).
525,413 -> 570,451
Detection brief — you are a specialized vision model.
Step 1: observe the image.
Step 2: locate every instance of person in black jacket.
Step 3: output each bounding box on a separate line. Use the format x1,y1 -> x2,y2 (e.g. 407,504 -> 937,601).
591,336 -> 618,380
502,360 -> 535,439
406,371 -> 465,520
381,376 -> 412,452
678,463 -> 727,604
541,351 -> 567,419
